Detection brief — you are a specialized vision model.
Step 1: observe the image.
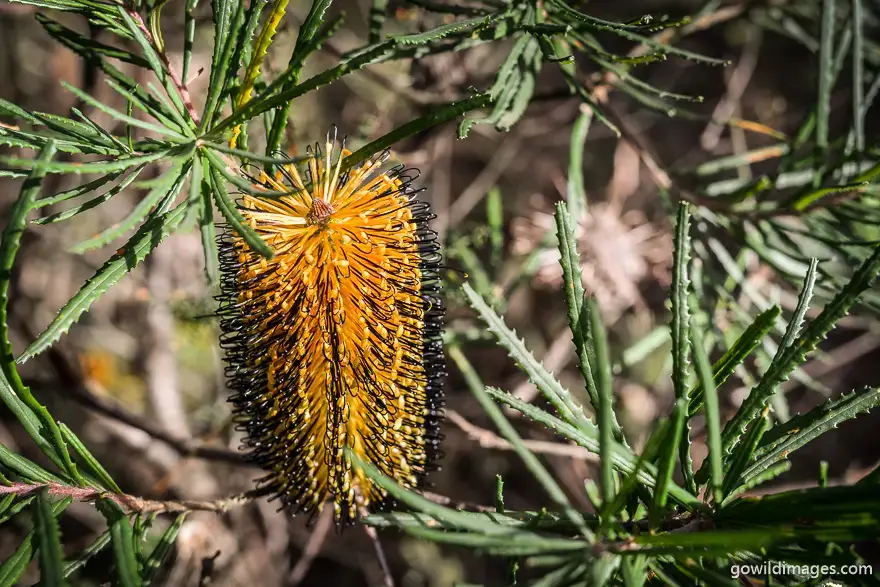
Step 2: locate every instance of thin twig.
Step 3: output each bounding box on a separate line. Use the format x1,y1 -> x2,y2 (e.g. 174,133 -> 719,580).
289,507 -> 334,585
362,523 -> 395,587
443,135 -> 521,229
701,27 -> 762,151
447,410 -> 599,463
0,481 -> 269,514
15,314 -> 247,465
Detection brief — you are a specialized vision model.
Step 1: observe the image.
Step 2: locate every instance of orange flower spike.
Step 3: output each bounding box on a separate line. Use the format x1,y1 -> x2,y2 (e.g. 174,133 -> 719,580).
217,127 -> 446,525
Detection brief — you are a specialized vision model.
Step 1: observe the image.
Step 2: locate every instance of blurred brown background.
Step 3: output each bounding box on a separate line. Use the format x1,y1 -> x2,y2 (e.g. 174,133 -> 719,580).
2,0 -> 880,585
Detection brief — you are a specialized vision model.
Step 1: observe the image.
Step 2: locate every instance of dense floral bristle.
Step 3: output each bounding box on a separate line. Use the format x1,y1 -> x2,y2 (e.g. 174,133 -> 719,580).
217,128 -> 445,525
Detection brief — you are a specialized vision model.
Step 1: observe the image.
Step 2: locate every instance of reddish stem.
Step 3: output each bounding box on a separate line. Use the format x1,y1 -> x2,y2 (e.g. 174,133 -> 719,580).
127,7 -> 201,126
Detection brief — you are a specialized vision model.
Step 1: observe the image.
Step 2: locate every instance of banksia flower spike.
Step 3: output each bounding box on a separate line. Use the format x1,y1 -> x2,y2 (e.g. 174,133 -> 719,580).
217,127 -> 445,525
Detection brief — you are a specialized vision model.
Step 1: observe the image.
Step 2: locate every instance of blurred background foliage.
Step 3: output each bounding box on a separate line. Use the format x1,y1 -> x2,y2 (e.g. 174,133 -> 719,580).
0,0 -> 879,585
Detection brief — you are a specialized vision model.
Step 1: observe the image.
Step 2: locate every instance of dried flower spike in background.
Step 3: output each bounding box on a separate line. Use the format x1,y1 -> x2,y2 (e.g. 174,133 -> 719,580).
512,196 -> 671,325
217,129 -> 445,524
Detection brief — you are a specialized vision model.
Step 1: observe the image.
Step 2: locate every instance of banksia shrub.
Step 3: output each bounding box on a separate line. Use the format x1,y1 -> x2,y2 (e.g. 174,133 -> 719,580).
0,0 -> 877,585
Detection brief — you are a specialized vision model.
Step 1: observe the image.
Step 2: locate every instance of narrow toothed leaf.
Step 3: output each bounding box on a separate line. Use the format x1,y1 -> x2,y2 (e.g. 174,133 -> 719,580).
743,387 -> 880,482
651,399 -> 688,525
554,202 -> 598,411
688,306 -> 781,418
719,259 -> 822,459
670,203 -> 696,493
33,166 -> 145,225
463,282 -> 591,431
142,513 -> 187,584
342,94 -> 492,170
35,489 -> 66,587
96,498 -> 141,587
63,530 -> 111,578
69,163 -> 189,254
0,497 -> 71,587
450,346 -> 592,538
721,409 -> 770,499
486,386 -> 703,511
19,197 -> 190,362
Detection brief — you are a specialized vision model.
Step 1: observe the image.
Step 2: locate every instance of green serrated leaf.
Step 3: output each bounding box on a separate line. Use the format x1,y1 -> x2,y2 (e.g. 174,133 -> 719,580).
0,496 -> 35,526
0,141 -> 84,481
354,447 -> 526,535
63,530 -> 111,578
19,198 -> 190,362
721,407 -> 770,499
720,461 -> 790,507
1,141 -> 56,363
116,7 -> 193,130
462,282 -> 590,431
495,43 -> 542,131
670,203 -> 696,494
403,524 -> 588,557
96,498 -> 142,587
202,141 -> 308,168
62,82 -> 186,141
342,94 -> 493,170
449,345 -> 592,539
0,497 -> 71,587
745,387 -> 880,482
35,489 -> 66,587
602,413 -> 671,522
719,483 -> 880,532
58,423 -> 121,493
719,258 -> 823,455
394,15 -> 498,45
485,386 -> 702,510
187,158 -> 216,285
69,163 -> 189,254
0,443 -> 65,484
548,0 -> 728,66
688,306 -> 781,417
29,111 -> 115,149
0,534 -> 34,587
651,399 -> 687,525
34,166 -> 144,225
3,148 -> 172,176
555,202 -> 599,412
142,513 -> 187,584
207,163 -> 273,258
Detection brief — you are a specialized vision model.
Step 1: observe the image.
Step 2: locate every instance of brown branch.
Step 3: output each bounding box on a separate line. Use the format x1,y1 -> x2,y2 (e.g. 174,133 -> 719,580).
53,352 -> 246,463
289,507 -> 334,585
447,410 -> 600,463
13,308 -> 247,466
362,523 -> 395,587
0,481 -> 269,515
